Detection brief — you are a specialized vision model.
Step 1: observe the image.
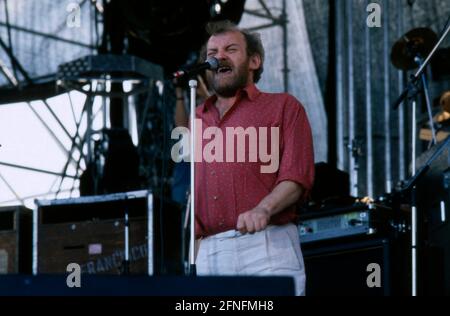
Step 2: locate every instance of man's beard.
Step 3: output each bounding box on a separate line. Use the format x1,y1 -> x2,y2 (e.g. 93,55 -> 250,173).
207,60 -> 249,98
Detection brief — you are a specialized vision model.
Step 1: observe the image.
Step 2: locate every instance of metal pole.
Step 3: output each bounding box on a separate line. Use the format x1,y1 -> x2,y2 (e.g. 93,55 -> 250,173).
258,0 -> 274,18
414,20 -> 450,79
0,188 -> 75,205
244,10 -> 279,22
384,0 -> 392,193
3,0 -> 17,79
419,70 -> 437,145
0,161 -> 77,178
281,0 -> 289,93
42,100 -> 75,143
86,85 -> 95,164
0,58 -> 18,86
0,22 -> 95,49
25,102 -> 78,168
67,90 -> 80,133
0,172 -> 25,205
55,118 -> 90,196
189,79 -> 198,276
147,193 -> 153,275
347,0 -> 357,196
411,99 -> 417,296
336,0 -> 344,171
397,0 -> 406,181
0,37 -> 32,83
123,208 -> 130,274
365,0 -> 373,198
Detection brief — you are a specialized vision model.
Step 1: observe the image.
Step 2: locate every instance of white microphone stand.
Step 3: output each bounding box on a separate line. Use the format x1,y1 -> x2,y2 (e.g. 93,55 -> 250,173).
188,79 -> 198,276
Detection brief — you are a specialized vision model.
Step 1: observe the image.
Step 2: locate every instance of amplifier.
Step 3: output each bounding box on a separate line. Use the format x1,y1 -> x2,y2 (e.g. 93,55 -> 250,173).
299,205 -> 410,295
0,206 -> 32,274
298,204 -> 395,244
35,190 -> 153,275
302,237 -> 409,296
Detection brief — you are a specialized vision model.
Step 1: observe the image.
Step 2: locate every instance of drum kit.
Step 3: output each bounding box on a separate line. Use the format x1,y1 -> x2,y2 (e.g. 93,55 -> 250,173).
383,23 -> 450,296
391,27 -> 450,143
298,23 -> 449,295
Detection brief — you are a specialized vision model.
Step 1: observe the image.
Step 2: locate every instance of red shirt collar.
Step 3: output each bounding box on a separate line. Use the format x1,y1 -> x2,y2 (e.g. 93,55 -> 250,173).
243,83 -> 260,101
202,84 -> 261,112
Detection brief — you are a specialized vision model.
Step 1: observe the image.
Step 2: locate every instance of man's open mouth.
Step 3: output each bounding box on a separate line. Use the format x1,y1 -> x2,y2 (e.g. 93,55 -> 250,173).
217,66 -> 232,74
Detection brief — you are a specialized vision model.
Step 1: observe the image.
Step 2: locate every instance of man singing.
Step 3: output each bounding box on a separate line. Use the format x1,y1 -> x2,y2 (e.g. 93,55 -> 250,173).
194,20 -> 314,296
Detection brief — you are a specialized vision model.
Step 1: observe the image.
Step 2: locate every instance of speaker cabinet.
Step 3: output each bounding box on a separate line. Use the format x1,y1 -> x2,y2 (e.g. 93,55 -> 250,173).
0,206 -> 32,274
302,236 -> 409,296
35,191 -> 153,275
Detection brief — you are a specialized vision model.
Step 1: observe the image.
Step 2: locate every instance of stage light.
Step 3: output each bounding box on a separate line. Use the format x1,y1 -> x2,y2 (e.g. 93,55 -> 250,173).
214,3 -> 222,15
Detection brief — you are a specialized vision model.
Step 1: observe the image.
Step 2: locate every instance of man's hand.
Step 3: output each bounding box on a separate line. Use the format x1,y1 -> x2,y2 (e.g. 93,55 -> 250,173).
236,206 -> 271,234
236,181 -> 304,234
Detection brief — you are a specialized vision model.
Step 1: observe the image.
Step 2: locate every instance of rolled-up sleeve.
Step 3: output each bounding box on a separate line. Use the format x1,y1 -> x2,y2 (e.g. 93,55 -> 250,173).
276,96 -> 315,201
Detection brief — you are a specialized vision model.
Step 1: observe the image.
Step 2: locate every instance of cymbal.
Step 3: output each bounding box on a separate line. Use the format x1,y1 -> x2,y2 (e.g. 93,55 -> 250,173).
391,27 -> 438,70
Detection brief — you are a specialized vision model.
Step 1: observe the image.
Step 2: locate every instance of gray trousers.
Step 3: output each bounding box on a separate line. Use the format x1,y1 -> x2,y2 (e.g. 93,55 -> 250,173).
196,223 -> 306,296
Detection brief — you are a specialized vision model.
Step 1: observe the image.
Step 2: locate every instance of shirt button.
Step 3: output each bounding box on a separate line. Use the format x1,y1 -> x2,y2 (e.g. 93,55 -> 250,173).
213,196 -> 218,201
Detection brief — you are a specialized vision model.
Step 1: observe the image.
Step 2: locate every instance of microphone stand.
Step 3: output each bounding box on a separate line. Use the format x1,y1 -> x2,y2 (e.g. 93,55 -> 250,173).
173,58 -> 218,276
392,18 -> 450,296
401,136 -> 450,194
188,79 -> 197,276
182,193 -> 191,274
121,195 -> 130,275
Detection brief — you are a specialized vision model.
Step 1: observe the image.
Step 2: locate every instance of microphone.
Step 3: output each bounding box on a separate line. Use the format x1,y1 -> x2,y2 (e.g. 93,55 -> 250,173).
172,57 -> 219,79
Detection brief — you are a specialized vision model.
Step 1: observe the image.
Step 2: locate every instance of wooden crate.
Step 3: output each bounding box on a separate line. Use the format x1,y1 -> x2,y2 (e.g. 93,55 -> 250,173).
36,191 -> 153,275
0,206 -> 32,274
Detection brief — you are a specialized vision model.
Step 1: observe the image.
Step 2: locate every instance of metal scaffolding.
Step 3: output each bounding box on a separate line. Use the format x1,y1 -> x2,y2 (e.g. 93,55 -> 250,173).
0,0 -> 102,206
243,0 -> 289,92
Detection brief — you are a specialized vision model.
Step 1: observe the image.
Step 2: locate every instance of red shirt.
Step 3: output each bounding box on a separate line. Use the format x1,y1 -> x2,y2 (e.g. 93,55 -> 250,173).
194,84 -> 314,238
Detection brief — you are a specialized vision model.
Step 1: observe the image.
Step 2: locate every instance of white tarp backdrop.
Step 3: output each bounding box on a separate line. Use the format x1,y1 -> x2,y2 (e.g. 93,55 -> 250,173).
240,0 -> 328,163
0,0 -> 96,85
